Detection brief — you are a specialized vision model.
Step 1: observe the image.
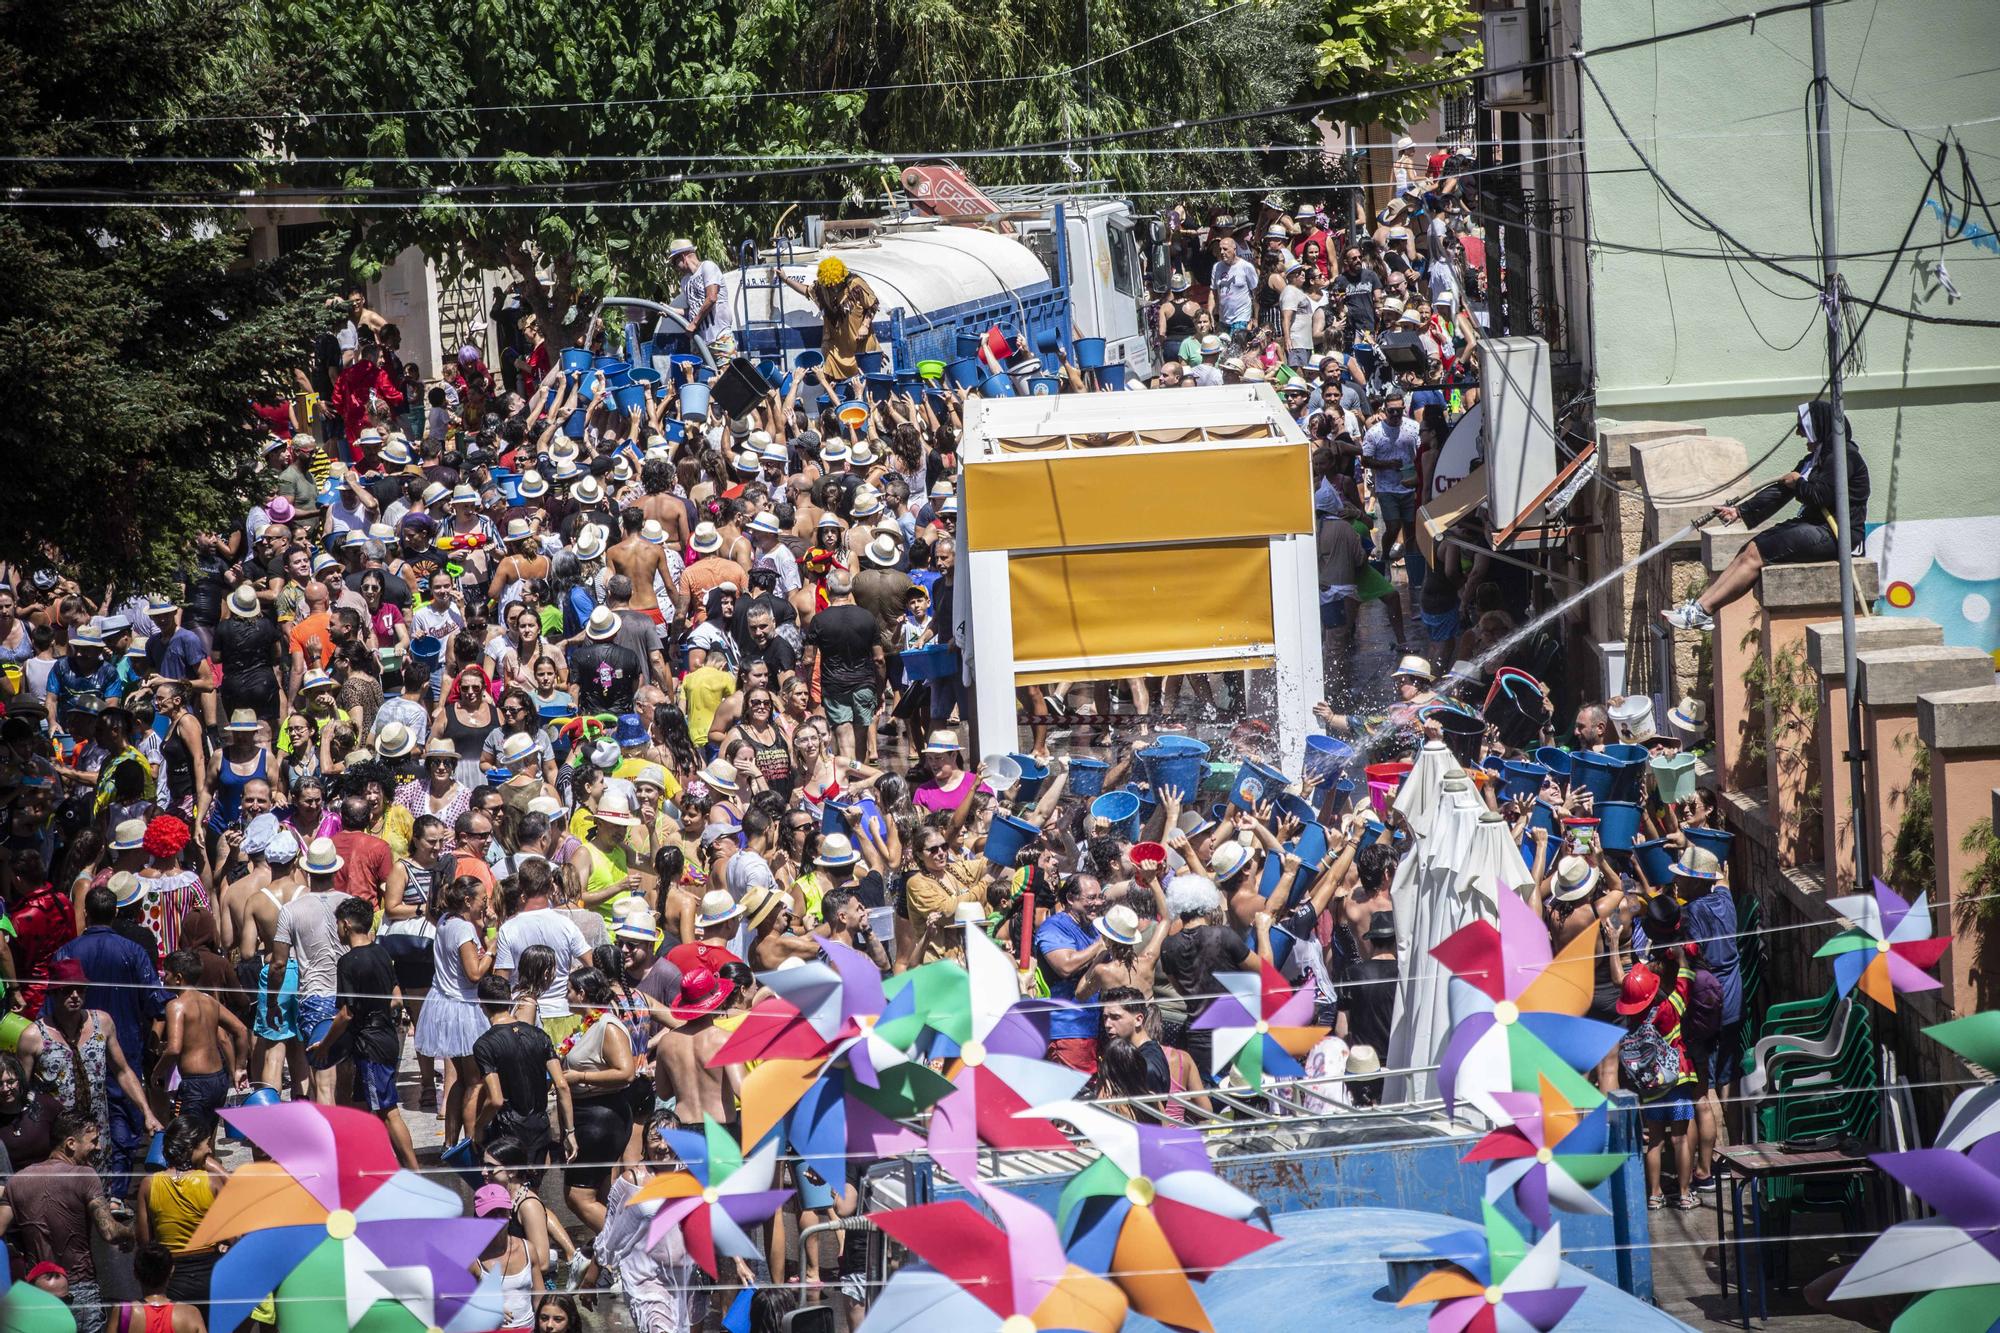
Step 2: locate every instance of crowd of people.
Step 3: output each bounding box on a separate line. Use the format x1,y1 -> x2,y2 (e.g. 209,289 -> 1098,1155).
0,151 -> 1763,1333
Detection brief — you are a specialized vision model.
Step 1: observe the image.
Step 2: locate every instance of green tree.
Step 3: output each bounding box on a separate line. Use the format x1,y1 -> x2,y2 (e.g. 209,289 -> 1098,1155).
0,0 -> 334,591
1314,0 -> 1481,129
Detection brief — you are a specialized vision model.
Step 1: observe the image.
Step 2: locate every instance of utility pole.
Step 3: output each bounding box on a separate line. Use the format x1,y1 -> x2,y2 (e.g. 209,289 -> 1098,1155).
1810,0 -> 1869,886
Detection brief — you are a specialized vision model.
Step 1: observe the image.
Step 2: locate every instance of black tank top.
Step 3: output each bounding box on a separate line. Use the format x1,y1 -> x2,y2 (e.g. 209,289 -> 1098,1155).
1163,299 -> 1200,339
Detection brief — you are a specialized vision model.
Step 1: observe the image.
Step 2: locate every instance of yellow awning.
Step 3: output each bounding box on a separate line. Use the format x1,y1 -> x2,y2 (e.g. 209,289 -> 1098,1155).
963,443 -> 1313,551
1014,655 -> 1275,687
1007,540 -> 1276,665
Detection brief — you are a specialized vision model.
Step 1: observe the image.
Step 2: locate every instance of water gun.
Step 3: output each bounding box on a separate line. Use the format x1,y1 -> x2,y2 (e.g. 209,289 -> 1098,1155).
555,713 -> 619,748
435,533 -> 491,553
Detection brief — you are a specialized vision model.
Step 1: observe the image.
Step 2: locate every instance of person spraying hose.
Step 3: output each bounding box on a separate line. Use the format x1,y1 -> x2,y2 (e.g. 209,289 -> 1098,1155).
1662,400 -> 1870,633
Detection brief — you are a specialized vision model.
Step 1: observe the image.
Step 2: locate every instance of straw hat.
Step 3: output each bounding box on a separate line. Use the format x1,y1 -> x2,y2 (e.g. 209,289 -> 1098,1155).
1670,845 -> 1722,881
497,732 -> 540,766
224,708 -> 260,733
1668,696 -> 1709,738
375,722 -> 416,759
517,469 -> 549,499
690,522 -> 723,555
227,584 -> 261,618
741,884 -> 788,930
504,517 -> 534,544
849,488 -> 884,519
1209,841 -> 1253,883
111,818 -> 147,852
593,790 -> 639,827
667,238 -> 697,260
381,438 -> 416,467
632,763 -> 667,792
640,519 -> 668,546
821,441 -> 851,465
572,476 -> 605,507
1346,1045 -> 1382,1076
700,758 -> 739,793
863,535 -> 900,568
922,729 -> 962,755
815,833 -> 860,868
109,871 -> 149,910
850,441 -> 878,468
574,525 -> 608,561
613,907 -> 663,946
585,607 -> 621,642
302,837 -> 345,877
746,511 -> 784,537
953,900 -> 988,924
1393,653 -> 1436,682
423,737 -> 459,762
1551,855 -> 1600,902
695,889 -> 744,928
1095,904 -> 1143,946
421,482 -> 451,508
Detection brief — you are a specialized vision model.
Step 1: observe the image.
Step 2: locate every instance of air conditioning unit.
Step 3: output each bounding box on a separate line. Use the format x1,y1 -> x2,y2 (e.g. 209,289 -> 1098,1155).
1483,7 -> 1545,110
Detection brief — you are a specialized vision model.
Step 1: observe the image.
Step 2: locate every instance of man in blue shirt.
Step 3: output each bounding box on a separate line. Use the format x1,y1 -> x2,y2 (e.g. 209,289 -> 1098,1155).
1034,876 -> 1107,1073
143,597 -> 210,689
55,880 -> 168,1196
46,628 -> 118,732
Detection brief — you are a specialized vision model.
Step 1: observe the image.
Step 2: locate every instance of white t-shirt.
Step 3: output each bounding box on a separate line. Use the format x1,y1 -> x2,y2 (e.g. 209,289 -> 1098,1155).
1209,257 -> 1260,326
495,906 -> 590,1018
1280,285 -> 1314,349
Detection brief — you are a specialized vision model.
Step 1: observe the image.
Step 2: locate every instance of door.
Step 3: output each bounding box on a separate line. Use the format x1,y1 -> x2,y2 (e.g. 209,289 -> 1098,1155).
1101,215 -> 1154,379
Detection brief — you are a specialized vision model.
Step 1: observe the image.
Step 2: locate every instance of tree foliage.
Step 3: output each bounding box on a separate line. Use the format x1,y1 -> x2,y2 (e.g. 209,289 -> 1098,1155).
0,0 -> 335,591
1315,0 -> 1482,129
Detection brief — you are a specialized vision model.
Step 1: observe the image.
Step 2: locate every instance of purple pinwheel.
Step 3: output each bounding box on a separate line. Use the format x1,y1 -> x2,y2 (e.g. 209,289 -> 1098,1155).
1432,886 -> 1623,1120
1833,1140 -> 2000,1326
1399,1204 -> 1585,1333
1190,959 -> 1328,1090
1816,877 -> 1949,1011
630,1116 -> 792,1278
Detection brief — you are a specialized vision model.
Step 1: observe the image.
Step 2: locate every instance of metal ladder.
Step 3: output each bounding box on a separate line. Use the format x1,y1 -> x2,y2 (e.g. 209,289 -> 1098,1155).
733,235 -> 802,338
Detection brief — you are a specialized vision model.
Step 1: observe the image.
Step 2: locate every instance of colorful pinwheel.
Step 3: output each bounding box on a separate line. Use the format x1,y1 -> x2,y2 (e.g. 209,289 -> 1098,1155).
1832,1141 -> 2000,1326
1462,1076 -> 1625,1231
1927,1011 -> 2000,1152
896,924 -> 1088,1180
1816,877 -> 1949,1011
1432,886 -> 1623,1120
1399,1204 -> 1585,1333
712,936 -> 887,1065
862,1180 -> 1128,1333
629,1116 -> 792,1278
1027,1099 -> 1276,1332
192,1104 -> 501,1333
1189,958 -> 1328,1090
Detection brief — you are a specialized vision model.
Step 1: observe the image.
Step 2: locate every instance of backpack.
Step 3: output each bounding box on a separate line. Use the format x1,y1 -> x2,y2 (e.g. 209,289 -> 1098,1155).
1619,1019 -> 1682,1095
1685,967 -> 1724,1043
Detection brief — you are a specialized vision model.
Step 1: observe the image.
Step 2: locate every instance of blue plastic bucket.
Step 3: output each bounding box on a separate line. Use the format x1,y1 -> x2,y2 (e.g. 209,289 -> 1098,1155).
1302,734 -> 1354,784
1535,746 -> 1573,782
1229,759 -> 1290,811
1074,336 -> 1107,369
981,373 -> 1016,398
1596,800 -> 1642,850
562,409 -> 586,439
899,644 -> 958,681
985,812 -> 1040,868
596,358 -> 632,388
865,373 -> 897,404
857,350 -> 888,376
1028,376 -> 1059,396
1329,776 -> 1357,813
1605,757 -> 1647,804
1276,791 -> 1319,831
1131,783 -> 1159,826
1568,750 -> 1622,803
1604,743 -> 1651,765
1633,838 -> 1677,887
630,366 -> 662,391
1135,736 -> 1209,799
1097,364 -> 1128,391
1685,826 -> 1735,874
559,347 -> 593,374
1033,326 -> 1062,354
1010,753 -> 1050,803
945,357 -> 983,390
794,349 -> 824,370
613,382 -> 649,414
1527,800 -> 1558,835
1067,756 -> 1109,798
1500,760 -> 1552,802
661,420 -> 686,444
1091,790 -> 1141,839
678,383 -> 710,418
954,329 -> 984,358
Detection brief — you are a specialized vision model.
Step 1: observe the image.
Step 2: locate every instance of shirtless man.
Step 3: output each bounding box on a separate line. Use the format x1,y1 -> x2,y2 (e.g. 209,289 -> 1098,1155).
154,948 -> 249,1126
739,885 -> 820,970
654,964 -> 746,1128
637,458 -> 691,553
607,509 -> 669,623
218,820 -> 276,962
244,829 -> 309,1094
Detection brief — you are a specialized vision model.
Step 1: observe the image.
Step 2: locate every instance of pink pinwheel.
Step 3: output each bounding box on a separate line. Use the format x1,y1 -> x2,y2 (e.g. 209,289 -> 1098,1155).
1832,1140 -> 2000,1324
191,1104 -> 501,1333
1028,1098 -> 1275,1332
863,1179 -> 1128,1333
711,935 -> 888,1064
1462,1076 -> 1625,1232
1815,877 -> 1949,1011
1190,958 -> 1328,1090
1433,886 -> 1623,1120
918,924 -> 1091,1181
629,1116 -> 791,1278
1399,1204 -> 1585,1333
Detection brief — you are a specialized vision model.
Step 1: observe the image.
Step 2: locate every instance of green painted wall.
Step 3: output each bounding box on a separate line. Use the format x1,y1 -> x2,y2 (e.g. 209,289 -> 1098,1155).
1579,0 -> 2000,661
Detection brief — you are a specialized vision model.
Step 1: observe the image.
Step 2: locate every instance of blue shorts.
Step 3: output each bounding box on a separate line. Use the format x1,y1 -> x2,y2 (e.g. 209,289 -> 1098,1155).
299,994 -> 341,1069
254,960 -> 300,1042
1377,491 -> 1418,525
1320,599 -> 1350,630
1418,606 -> 1461,644
355,1059 -> 400,1112
1642,1089 -> 1696,1123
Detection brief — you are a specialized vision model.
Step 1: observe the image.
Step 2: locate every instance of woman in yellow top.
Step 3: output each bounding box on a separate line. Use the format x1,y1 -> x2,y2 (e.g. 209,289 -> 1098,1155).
777,257 -> 881,380
135,1113 -> 228,1309
576,791 -> 644,924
